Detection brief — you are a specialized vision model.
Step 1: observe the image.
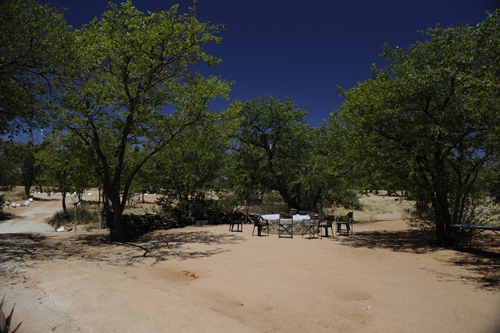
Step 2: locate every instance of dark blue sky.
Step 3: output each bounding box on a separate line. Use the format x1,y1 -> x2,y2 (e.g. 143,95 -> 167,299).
44,0 -> 499,126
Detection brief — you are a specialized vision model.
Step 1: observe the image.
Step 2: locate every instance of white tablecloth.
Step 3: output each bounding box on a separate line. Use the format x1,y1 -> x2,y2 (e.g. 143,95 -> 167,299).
261,214 -> 313,221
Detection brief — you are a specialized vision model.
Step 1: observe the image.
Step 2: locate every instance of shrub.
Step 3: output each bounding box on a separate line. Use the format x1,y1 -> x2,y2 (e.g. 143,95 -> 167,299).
321,189 -> 363,210
49,205 -> 101,228
157,195 -> 230,220
0,186 -> 26,202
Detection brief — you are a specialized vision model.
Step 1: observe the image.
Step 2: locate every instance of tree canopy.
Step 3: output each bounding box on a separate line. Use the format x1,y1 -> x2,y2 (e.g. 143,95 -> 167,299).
0,0 -> 70,136
231,95 -> 351,212
335,11 -> 500,246
42,1 -> 233,241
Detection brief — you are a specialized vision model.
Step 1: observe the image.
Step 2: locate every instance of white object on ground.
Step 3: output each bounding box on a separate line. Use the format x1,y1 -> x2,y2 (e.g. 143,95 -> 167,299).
88,193 -> 93,196
261,214 -> 312,221
57,226 -> 65,232
29,198 -> 33,202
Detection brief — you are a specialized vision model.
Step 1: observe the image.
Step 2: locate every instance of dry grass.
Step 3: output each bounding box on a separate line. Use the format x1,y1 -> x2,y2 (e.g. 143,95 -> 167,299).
322,193 -> 415,222
123,204 -> 161,215
474,201 -> 500,226
49,204 -> 102,229
0,186 -> 27,202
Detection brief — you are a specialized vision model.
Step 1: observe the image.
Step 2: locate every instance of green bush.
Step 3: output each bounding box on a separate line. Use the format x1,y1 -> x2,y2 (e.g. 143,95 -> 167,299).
157,195 -> 230,220
322,189 -> 363,210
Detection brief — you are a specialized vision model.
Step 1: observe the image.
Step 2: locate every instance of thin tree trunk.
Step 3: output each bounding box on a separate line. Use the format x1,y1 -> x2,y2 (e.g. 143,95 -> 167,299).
62,191 -> 68,218
24,184 -> 31,198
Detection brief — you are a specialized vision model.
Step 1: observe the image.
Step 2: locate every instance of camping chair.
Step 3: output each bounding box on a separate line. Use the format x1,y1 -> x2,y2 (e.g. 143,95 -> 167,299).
250,214 -> 269,236
318,215 -> 335,238
301,214 -> 319,239
337,212 -> 353,235
278,213 -> 294,238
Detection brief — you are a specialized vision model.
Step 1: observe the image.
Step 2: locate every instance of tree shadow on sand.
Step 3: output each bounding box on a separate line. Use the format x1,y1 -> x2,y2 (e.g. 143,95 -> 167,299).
32,197 -> 60,202
0,230 -> 246,271
339,230 -> 500,291
446,247 -> 500,291
338,230 -> 436,253
0,211 -> 15,221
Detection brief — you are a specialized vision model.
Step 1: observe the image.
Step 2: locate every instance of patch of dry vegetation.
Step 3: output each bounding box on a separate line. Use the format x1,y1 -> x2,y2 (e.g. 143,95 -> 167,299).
123,204 -> 161,215
49,204 -> 102,231
474,202 -> 500,226
322,192 -> 415,222
0,186 -> 27,202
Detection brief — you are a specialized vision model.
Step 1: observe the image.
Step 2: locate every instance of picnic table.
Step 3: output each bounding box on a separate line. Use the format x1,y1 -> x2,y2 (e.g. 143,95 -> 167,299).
451,224 -> 500,248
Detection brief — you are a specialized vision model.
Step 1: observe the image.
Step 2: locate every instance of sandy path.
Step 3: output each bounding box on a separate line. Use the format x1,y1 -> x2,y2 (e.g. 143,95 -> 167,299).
1,194 -> 499,332
0,195 -> 77,233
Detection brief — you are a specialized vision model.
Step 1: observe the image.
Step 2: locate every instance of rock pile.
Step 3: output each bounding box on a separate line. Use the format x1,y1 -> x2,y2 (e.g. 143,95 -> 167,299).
122,210 -> 246,240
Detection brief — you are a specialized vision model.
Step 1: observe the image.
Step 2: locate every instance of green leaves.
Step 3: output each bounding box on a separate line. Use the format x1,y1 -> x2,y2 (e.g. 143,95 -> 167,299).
231,95 -> 350,211
31,1 -> 234,241
0,0 -> 71,135
335,11 -> 500,245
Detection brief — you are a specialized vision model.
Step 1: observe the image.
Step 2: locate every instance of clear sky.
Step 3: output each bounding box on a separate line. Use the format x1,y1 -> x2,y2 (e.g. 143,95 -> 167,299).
43,0 -> 500,126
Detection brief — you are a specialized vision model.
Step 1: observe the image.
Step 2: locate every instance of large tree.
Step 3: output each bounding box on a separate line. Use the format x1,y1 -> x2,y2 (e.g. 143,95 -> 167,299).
231,95 -> 350,212
335,12 -> 500,246
49,1 -> 232,241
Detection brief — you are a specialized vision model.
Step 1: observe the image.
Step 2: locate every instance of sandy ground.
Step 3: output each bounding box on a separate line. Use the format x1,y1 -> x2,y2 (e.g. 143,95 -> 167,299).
1,193 -> 499,333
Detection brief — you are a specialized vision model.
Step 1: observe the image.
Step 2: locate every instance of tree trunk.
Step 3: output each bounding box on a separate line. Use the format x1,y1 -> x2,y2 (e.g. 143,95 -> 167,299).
432,149 -> 455,247
62,191 -> 68,218
433,205 -> 454,246
24,184 -> 31,198
112,208 -> 125,241
108,191 -> 126,242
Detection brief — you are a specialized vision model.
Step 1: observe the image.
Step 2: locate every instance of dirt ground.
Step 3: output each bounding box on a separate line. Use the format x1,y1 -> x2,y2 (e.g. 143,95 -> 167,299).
1,193 -> 499,333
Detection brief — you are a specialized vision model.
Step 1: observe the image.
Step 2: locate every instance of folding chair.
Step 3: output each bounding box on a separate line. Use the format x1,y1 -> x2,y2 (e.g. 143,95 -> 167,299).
301,218 -> 319,239
278,213 -> 294,238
